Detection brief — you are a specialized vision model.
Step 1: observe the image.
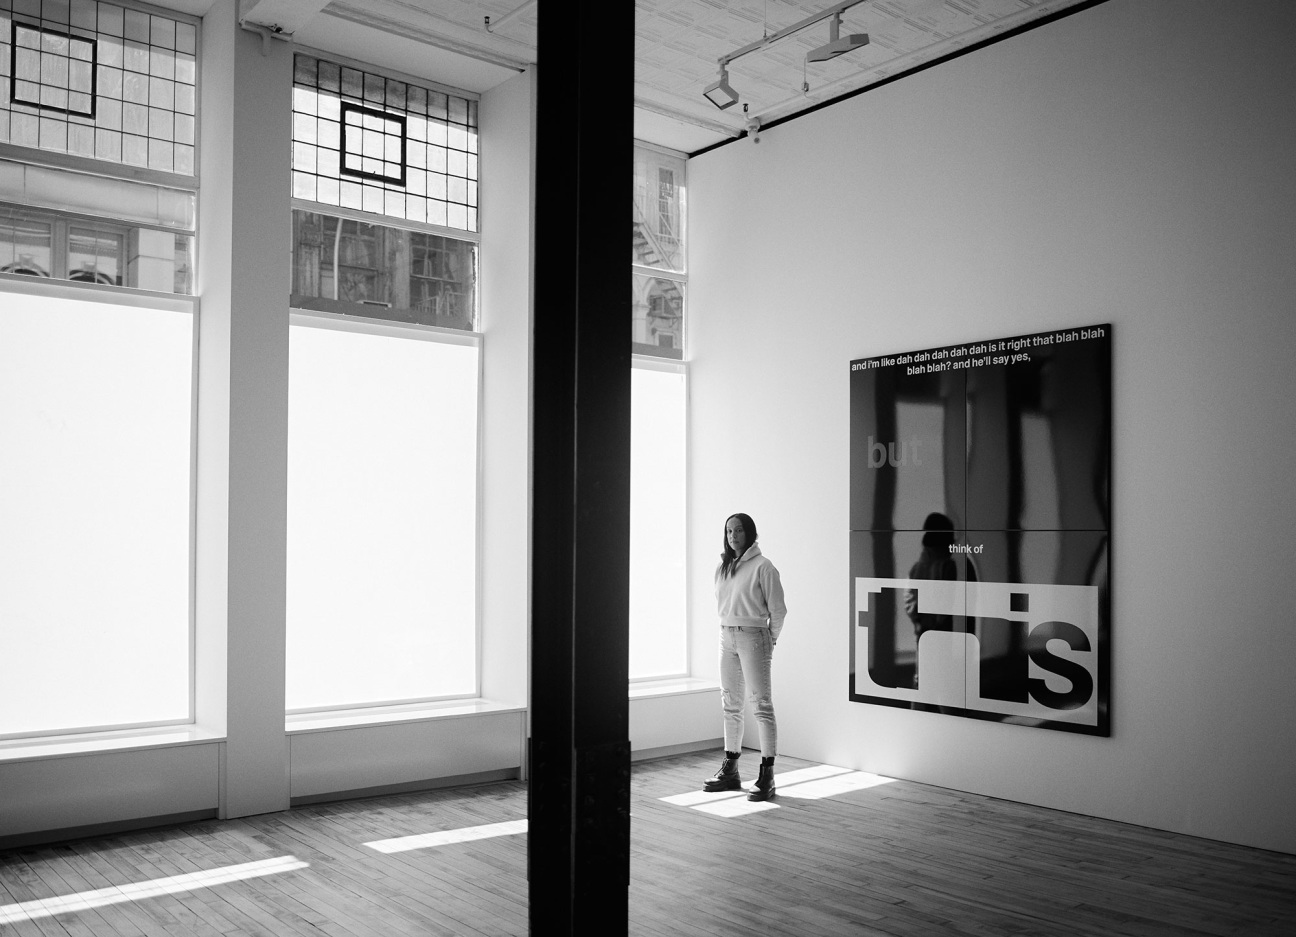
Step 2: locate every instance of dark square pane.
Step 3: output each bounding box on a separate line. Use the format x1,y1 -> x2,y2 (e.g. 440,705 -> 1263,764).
850,360 -> 967,532
965,327 -> 1111,531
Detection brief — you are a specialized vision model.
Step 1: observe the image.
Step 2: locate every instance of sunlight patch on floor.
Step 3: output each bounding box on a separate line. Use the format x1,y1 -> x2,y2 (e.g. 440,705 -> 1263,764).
660,762 -> 896,815
365,818 -> 528,853
0,856 -> 309,925
780,770 -> 895,800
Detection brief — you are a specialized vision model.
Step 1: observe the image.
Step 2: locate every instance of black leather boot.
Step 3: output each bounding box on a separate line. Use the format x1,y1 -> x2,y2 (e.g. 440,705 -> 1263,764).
702,752 -> 742,792
747,757 -> 775,801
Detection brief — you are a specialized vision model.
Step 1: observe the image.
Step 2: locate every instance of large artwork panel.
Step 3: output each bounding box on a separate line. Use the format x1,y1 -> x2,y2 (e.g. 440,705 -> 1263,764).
849,325 -> 1111,735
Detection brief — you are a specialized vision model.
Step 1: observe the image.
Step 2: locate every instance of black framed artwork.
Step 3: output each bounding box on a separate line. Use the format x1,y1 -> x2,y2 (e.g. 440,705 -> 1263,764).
849,325 -> 1111,735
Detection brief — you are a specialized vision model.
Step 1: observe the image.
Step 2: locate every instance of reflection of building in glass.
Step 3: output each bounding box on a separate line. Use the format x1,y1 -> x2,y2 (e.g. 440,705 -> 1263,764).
291,210 -> 477,330
0,213 -> 52,276
632,165 -> 682,272
632,276 -> 683,352
632,146 -> 686,357
0,203 -> 193,292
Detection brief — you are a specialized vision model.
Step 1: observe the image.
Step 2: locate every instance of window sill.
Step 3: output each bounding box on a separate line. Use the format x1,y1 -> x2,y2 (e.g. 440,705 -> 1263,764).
0,725 -> 224,765
628,677 -> 720,700
286,698 -> 525,735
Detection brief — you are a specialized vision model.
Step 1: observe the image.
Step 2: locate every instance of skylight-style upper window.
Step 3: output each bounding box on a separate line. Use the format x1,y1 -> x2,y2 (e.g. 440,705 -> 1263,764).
1,1 -> 198,175
292,54 -> 479,232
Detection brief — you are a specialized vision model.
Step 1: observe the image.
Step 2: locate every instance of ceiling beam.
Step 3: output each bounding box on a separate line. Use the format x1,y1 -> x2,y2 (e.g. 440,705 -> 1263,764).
324,0 -> 535,71
484,0 -> 537,34
238,0 -> 332,35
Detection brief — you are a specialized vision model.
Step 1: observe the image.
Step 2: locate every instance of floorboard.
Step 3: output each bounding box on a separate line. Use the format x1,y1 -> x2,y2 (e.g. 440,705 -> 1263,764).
2,751 -> 1294,936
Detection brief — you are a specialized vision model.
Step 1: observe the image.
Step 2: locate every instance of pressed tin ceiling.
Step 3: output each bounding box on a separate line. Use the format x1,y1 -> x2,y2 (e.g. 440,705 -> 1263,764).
237,0 -> 1096,153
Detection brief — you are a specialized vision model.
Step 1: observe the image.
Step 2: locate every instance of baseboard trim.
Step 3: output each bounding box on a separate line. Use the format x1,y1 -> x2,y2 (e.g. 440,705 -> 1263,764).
631,738 -> 724,763
0,809 -> 219,852
289,767 -> 522,807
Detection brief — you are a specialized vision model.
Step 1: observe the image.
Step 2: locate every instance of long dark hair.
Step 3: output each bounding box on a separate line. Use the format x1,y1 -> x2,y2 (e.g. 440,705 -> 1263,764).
718,512 -> 758,579
920,511 -> 955,554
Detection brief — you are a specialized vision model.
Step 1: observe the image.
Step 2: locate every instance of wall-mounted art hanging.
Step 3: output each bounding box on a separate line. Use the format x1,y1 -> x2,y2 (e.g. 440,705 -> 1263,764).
849,325 -> 1111,735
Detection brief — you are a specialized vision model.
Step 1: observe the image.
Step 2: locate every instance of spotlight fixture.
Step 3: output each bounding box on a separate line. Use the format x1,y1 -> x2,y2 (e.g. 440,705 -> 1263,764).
702,3 -> 869,110
806,12 -> 869,63
703,64 -> 740,110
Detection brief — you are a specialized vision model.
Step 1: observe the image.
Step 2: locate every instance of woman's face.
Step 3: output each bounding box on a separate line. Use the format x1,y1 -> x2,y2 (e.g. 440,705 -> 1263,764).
725,517 -> 748,555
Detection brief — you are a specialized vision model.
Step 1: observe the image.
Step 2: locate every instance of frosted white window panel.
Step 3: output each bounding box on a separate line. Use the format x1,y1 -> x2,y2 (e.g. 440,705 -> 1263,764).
287,319 -> 479,710
0,291 -> 194,736
629,364 -> 687,679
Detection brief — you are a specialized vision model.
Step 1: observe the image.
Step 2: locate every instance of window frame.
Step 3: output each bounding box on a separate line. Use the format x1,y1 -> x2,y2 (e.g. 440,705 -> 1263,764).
628,141 -> 691,680
0,0 -> 203,742
285,50 -> 486,714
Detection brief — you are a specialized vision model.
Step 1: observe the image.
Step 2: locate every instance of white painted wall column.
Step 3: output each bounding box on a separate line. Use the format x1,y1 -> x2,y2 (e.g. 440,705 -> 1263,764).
478,67 -> 535,714
198,3 -> 292,820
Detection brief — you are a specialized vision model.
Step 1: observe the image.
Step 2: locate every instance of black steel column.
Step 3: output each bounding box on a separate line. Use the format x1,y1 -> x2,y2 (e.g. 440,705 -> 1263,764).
528,2 -> 632,933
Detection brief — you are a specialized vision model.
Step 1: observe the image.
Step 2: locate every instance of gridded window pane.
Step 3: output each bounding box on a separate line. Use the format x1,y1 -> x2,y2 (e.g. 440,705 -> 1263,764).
291,209 -> 476,330
0,291 -> 193,737
287,323 -> 479,710
632,273 -> 684,359
293,54 -> 478,232
0,4 -> 198,176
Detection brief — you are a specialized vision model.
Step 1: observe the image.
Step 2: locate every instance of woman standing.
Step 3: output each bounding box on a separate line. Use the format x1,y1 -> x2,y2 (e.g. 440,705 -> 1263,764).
703,512 -> 786,801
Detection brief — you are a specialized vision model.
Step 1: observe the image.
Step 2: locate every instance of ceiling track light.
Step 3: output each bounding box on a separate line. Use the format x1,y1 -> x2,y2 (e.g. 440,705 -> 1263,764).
806,12 -> 869,63
703,64 -> 740,110
701,1 -> 871,111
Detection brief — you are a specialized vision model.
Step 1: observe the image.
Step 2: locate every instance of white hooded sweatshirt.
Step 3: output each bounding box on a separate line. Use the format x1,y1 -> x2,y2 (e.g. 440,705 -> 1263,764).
714,544 -> 787,644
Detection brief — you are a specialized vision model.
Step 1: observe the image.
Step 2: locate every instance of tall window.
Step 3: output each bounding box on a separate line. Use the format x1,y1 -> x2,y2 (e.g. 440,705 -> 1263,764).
0,2 -> 199,739
287,54 -> 481,711
630,143 -> 689,679
1,0 -> 197,294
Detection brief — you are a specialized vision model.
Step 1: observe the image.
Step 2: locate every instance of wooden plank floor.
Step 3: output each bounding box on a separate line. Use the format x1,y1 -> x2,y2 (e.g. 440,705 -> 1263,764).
3,750 -> 1294,936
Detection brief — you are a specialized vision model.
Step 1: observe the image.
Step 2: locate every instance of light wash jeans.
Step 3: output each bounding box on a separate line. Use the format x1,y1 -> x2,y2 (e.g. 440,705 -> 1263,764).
720,625 -> 777,757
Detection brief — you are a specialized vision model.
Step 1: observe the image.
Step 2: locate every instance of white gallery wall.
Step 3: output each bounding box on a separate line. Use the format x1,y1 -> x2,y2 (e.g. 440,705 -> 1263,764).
687,0 -> 1296,854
